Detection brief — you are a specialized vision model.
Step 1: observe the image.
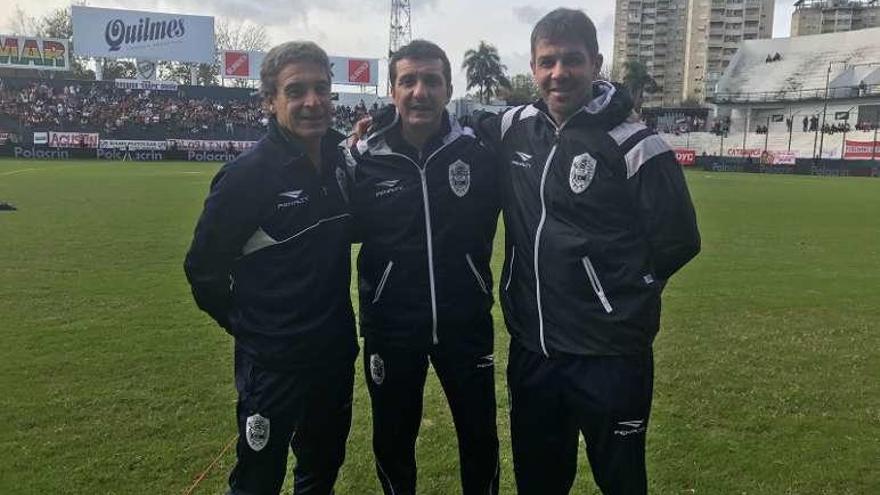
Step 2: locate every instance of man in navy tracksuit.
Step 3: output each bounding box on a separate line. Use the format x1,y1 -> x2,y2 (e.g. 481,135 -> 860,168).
476,9 -> 701,494
184,42 -> 356,495
348,40 -> 500,495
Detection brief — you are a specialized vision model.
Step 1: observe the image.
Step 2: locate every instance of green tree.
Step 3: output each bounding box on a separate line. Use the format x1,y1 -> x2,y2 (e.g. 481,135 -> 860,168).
623,59 -> 658,110
462,41 -> 511,104
503,73 -> 539,105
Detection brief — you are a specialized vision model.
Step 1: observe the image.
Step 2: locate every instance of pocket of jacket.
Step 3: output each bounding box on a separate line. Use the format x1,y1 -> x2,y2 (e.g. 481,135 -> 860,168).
465,253 -> 489,295
372,260 -> 394,304
581,255 -> 613,314
504,246 -> 516,292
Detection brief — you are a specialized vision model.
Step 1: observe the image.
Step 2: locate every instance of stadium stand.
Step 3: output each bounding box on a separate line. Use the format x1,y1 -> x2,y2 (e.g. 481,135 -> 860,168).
0,77 -> 388,144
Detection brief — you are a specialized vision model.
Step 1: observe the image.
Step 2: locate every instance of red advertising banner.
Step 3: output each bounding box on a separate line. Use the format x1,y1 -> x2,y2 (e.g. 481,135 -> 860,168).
48,131 -> 99,148
843,139 -> 880,159
673,148 -> 696,166
224,51 -> 250,78
348,59 -> 371,84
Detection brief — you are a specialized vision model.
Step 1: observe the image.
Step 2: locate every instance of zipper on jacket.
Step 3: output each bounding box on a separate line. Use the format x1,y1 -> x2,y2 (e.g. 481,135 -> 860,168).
465,253 -> 489,295
379,146 -> 451,345
504,246 -> 515,292
533,112 -> 583,357
372,260 -> 394,304
581,256 -> 613,313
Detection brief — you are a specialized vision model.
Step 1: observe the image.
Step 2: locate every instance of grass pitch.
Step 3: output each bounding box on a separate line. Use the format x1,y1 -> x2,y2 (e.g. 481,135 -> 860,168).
0,160 -> 878,494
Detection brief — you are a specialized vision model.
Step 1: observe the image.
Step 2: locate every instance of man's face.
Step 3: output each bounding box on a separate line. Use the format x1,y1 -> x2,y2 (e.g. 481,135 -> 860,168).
531,38 -> 603,124
269,62 -> 332,141
391,58 -> 451,132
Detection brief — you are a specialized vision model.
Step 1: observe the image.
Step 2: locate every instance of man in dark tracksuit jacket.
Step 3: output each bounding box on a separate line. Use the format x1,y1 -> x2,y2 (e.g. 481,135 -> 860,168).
184,42 -> 356,495
348,40 -> 500,495
477,9 -> 700,495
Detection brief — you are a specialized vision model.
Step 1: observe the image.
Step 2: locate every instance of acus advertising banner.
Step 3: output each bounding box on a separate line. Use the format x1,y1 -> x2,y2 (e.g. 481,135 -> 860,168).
48,132 -> 99,148
0,35 -> 69,71
222,50 -> 378,85
71,6 -> 214,64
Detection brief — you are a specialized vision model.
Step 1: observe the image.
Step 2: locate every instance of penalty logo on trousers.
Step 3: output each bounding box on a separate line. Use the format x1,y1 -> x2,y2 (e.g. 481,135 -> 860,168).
246,413 -> 270,451
370,353 -> 385,385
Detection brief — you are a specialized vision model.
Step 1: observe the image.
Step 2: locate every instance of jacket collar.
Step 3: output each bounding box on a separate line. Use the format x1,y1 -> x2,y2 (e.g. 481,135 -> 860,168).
267,116 -> 346,160
356,105 -> 474,158
532,81 -> 633,131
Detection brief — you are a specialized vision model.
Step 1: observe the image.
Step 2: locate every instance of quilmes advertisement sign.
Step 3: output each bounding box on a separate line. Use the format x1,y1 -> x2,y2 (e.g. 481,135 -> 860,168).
0,35 -> 70,71
71,6 -> 214,64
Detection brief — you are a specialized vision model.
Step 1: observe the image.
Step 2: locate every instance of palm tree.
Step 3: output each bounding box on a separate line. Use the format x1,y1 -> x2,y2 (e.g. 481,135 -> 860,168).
623,60 -> 658,109
462,41 -> 511,104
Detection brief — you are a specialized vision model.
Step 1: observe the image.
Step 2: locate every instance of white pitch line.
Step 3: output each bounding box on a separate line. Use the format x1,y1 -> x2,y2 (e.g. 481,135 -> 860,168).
0,168 -> 38,176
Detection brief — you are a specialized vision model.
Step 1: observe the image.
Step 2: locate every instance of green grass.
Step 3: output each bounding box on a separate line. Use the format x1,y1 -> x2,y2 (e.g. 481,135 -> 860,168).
0,161 -> 878,494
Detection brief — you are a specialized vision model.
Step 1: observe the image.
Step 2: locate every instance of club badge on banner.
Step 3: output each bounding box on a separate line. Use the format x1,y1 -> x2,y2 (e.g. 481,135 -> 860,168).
221,50 -> 378,85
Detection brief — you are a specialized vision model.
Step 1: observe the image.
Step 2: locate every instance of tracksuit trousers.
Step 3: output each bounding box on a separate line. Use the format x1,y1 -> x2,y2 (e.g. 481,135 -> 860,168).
507,338 -> 654,495
363,325 -> 499,495
227,346 -> 356,495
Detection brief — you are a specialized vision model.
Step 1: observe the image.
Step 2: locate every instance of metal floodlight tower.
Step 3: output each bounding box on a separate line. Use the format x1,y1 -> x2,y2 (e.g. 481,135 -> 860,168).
389,0 -> 412,58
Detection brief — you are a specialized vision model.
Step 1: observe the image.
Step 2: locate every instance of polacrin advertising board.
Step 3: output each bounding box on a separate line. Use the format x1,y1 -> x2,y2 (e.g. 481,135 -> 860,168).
71,6 -> 214,64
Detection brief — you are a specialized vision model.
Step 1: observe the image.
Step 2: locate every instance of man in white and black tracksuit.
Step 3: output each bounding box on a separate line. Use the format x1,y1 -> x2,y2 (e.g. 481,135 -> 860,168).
348,40 -> 501,495
184,42 -> 357,495
475,9 -> 701,495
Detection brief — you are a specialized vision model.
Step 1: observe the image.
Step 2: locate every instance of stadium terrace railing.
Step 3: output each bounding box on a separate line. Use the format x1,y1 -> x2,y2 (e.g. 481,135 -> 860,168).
711,83 -> 880,104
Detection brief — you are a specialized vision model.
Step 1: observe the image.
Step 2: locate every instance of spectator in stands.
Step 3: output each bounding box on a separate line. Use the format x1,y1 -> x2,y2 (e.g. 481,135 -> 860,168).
803,116 -> 809,132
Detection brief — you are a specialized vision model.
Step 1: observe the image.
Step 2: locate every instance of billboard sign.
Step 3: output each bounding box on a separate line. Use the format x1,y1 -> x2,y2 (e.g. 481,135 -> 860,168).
843,139 -> 879,159
0,35 -> 69,71
673,149 -> 696,166
222,50 -> 379,85
71,6 -> 215,64
48,132 -> 99,148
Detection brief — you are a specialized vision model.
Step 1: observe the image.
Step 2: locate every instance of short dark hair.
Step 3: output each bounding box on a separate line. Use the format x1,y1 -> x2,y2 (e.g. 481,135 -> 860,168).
530,8 -> 599,58
260,41 -> 332,100
389,39 -> 452,89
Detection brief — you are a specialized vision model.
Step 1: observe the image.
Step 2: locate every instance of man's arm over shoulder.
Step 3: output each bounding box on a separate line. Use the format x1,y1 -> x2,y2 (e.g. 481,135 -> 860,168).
184,157 -> 266,330
619,127 -> 701,281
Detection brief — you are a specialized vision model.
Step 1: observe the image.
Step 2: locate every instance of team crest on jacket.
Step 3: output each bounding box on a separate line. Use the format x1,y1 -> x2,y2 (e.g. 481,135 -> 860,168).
448,160 -> 471,197
569,152 -> 597,194
370,353 -> 385,385
246,413 -> 270,451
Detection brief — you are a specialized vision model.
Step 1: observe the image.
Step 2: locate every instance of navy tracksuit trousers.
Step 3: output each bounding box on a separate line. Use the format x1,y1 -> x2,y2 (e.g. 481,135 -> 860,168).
507,339 -> 654,495
227,346 -> 355,495
363,317 -> 500,495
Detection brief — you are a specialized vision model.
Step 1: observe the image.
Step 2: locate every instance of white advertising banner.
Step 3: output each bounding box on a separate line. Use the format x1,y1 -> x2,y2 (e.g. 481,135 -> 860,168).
115,79 -> 179,91
222,50 -> 379,85
71,6 -> 215,64
33,132 -> 48,145
0,35 -> 70,71
168,139 -> 257,151
100,139 -> 167,150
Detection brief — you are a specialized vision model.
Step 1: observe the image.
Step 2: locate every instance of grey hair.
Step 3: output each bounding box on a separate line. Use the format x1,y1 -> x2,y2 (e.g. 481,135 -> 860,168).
260,41 -> 332,100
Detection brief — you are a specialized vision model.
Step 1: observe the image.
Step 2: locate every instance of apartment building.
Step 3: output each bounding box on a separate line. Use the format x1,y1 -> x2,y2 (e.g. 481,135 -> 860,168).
612,0 -> 774,106
791,0 -> 880,37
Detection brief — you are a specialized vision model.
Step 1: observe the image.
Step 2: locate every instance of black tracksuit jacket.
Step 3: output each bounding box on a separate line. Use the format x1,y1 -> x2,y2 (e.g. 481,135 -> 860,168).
349,110 -> 500,349
184,119 -> 357,369
478,81 -> 701,357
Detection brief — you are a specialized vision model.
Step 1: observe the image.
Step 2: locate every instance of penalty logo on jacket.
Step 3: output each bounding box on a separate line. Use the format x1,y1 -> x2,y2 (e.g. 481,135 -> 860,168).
448,160 -> 471,197
569,152 -> 597,194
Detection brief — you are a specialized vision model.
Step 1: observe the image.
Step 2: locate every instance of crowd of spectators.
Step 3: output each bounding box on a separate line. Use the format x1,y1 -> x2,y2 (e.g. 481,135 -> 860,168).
0,79 -> 267,141
0,79 -> 390,141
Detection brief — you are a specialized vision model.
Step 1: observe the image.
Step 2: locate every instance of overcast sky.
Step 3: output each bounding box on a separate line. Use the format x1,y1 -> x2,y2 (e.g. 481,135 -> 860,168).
1,1 -> 797,97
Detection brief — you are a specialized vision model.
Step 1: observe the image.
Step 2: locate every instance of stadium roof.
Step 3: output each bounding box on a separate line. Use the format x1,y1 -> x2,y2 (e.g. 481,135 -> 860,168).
713,27 -> 880,103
